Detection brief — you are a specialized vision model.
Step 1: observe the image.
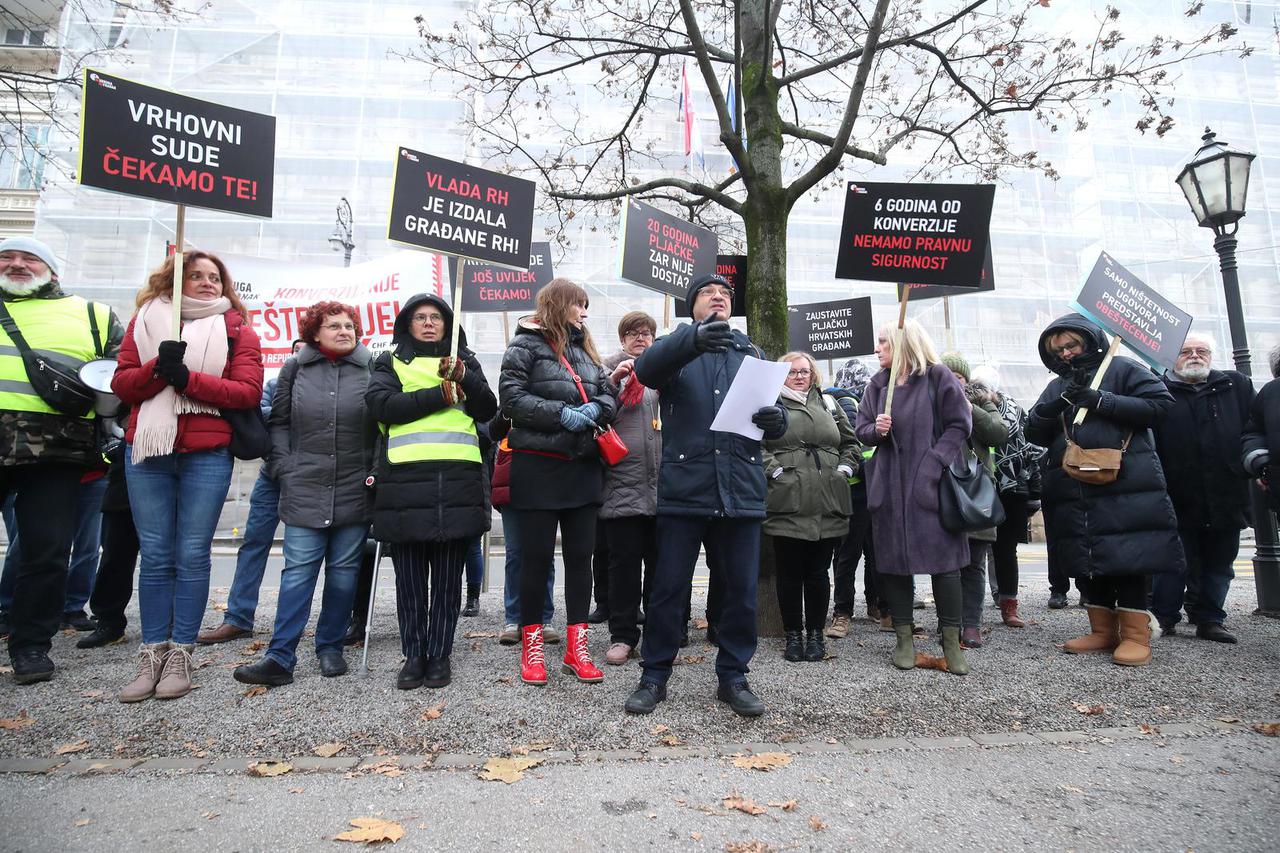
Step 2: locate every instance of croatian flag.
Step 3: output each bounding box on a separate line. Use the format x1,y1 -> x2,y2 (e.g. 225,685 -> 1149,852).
680,62 -> 706,174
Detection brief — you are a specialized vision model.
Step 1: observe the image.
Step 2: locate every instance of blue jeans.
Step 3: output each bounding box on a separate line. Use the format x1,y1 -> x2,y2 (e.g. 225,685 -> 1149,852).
266,523 -> 366,671
223,470 -> 281,630
499,507 -> 554,625
465,535 -> 484,587
0,478 -> 108,614
125,446 -> 233,645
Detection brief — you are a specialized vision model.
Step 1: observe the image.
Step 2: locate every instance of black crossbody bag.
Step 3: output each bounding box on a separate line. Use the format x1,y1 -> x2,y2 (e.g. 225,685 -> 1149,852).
0,300 -> 101,417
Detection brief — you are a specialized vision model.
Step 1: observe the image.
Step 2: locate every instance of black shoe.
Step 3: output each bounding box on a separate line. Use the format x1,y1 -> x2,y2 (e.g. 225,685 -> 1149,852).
1047,592 -> 1069,609
397,656 -> 427,690
318,652 -> 348,678
0,610 -> 10,638
233,658 -> 294,686
716,681 -> 765,717
587,606 -> 609,624
423,656 -> 452,688
706,623 -> 719,647
11,648 -> 55,684
462,595 -> 480,618
342,620 -> 366,647
76,624 -> 126,649
1196,622 -> 1237,644
783,630 -> 804,662
61,611 -> 96,632
804,630 -> 825,662
1160,620 -> 1178,637
624,680 -> 667,714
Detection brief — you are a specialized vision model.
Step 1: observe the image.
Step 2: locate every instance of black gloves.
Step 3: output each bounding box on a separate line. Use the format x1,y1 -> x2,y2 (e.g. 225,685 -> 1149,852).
1062,381 -> 1102,410
154,340 -> 190,391
156,340 -> 187,367
693,317 -> 733,353
752,405 -> 787,439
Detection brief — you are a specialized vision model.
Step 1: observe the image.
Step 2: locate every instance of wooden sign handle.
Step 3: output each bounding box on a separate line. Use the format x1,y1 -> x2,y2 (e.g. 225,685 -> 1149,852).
1072,336 -> 1122,426
883,286 -> 910,417
449,256 -> 466,361
169,204 -> 186,340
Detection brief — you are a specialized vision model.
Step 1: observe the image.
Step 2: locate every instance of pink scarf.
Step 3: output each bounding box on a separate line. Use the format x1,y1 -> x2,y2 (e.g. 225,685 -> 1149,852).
130,295 -> 231,462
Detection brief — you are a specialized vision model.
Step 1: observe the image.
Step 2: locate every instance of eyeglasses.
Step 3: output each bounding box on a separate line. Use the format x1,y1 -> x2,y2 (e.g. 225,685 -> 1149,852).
623,329 -> 653,340
412,313 -> 442,324
1179,347 -> 1211,358
1051,342 -> 1083,356
788,369 -> 812,378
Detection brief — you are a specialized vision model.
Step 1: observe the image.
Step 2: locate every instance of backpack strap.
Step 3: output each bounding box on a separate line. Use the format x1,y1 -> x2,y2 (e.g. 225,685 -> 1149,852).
88,302 -> 103,358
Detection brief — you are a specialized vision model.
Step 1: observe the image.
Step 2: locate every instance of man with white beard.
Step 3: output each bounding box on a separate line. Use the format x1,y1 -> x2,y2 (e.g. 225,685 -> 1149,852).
0,237 -> 122,683
1151,332 -> 1255,644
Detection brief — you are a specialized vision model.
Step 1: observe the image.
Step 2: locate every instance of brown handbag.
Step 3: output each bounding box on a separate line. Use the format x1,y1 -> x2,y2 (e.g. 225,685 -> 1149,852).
1061,420 -> 1131,485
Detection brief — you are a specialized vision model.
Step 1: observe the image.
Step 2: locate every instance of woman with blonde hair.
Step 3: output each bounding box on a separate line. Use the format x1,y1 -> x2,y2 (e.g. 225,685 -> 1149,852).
110,251 -> 263,702
854,319 -> 973,675
499,278 -> 618,686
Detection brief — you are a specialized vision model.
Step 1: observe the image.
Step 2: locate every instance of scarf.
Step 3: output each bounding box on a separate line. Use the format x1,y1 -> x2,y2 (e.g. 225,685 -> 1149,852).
780,385 -> 809,404
131,295 -> 231,462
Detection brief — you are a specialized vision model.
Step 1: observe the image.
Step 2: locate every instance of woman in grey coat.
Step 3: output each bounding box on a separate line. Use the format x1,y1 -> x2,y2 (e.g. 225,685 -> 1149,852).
235,301 -> 375,686
856,320 -> 973,675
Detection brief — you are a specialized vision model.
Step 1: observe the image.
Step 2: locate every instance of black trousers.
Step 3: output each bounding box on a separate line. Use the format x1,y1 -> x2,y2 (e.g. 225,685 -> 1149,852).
773,535 -> 838,632
641,516 -> 760,686
514,505 -> 596,628
832,489 -> 877,616
391,539 -> 466,660
1077,575 -> 1146,610
992,492 -> 1029,598
1,462 -> 86,657
604,515 -> 657,647
88,507 -> 139,632
592,517 -> 610,610
881,570 -> 962,629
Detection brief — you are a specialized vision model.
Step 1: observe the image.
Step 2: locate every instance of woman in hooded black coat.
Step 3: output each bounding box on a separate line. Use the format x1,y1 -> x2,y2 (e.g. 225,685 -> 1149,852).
365,293 -> 497,690
1025,313 -> 1183,667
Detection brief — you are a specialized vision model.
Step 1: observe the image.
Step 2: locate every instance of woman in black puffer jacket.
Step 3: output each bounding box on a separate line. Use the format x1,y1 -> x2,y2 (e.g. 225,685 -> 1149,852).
365,293 -> 497,691
499,278 -> 618,687
1025,313 -> 1182,668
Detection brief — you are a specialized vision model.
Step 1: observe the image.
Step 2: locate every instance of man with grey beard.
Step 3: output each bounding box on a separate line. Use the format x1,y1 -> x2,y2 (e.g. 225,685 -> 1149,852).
1151,333 -> 1254,643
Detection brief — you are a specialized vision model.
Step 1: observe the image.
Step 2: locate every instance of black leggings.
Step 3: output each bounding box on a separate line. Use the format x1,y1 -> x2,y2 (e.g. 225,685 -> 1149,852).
992,493 -> 1028,597
514,505 -> 596,627
880,571 -> 962,629
772,536 -> 838,633
1077,575 -> 1146,610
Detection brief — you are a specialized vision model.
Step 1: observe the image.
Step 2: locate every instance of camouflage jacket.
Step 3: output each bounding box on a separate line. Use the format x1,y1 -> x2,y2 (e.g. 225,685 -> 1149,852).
0,282 -> 125,467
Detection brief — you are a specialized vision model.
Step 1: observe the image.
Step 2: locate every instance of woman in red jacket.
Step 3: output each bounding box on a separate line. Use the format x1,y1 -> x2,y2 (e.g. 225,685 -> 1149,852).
110,251 -> 263,703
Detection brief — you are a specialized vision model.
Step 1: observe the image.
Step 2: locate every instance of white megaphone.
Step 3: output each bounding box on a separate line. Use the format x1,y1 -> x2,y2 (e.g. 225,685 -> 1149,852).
78,358 -> 121,420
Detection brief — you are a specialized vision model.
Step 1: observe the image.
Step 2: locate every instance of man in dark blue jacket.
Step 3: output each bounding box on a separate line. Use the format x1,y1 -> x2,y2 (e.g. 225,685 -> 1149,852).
623,274 -> 787,717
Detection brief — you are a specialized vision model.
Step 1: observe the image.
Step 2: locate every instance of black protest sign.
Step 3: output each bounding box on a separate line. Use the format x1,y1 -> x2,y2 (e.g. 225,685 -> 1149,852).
673,253 -> 748,317
897,244 -> 995,301
787,296 -> 875,361
450,242 -> 553,312
1071,252 -> 1192,370
618,198 -> 718,299
78,69 -> 275,218
388,147 -> 536,270
835,181 -> 994,287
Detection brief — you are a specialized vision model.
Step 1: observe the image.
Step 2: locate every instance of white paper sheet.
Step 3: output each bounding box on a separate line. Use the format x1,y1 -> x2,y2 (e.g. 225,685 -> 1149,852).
709,355 -> 792,440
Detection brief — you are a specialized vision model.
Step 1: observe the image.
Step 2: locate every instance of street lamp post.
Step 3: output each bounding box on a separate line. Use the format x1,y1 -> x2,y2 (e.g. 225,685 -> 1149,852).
1176,127 -> 1280,616
329,197 -> 355,267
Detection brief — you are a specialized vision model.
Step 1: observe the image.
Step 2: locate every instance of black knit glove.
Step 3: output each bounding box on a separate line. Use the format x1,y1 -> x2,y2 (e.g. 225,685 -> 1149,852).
693,318 -> 733,353
154,341 -> 190,391
752,405 -> 787,439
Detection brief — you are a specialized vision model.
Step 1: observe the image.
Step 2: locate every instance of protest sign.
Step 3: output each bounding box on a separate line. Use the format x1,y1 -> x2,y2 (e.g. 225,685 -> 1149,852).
1071,251 -> 1192,371
897,244 -> 996,301
387,147 -> 536,270
449,242 -> 553,313
618,198 -> 718,299
787,297 -> 875,362
78,69 -> 275,218
673,254 -> 748,317
835,182 -> 994,287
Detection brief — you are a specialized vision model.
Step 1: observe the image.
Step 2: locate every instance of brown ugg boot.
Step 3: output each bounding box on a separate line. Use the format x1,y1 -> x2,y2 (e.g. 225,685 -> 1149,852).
1113,608 -> 1154,666
1063,605 -> 1119,654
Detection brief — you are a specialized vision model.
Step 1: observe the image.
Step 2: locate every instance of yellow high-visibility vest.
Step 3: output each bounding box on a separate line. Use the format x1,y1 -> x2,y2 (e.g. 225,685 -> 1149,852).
0,296 -> 109,418
385,356 -> 480,464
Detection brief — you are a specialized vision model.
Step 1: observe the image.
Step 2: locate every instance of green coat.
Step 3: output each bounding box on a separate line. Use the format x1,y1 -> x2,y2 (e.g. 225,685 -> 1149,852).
763,388 -> 859,540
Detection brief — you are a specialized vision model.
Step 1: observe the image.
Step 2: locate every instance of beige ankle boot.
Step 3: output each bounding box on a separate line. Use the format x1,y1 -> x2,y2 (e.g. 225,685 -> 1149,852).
119,642 -> 168,703
154,643 -> 195,700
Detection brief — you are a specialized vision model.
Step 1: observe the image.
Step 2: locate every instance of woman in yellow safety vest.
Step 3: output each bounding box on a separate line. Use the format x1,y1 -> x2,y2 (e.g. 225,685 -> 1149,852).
365,293 -> 497,690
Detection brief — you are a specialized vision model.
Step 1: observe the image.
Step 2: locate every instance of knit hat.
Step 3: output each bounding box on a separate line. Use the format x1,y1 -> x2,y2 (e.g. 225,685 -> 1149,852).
0,236 -> 59,278
834,359 -> 873,397
684,273 -> 732,318
941,352 -> 971,382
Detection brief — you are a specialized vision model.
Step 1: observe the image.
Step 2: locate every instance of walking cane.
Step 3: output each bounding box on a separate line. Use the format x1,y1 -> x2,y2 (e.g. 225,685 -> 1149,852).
359,540 -> 385,677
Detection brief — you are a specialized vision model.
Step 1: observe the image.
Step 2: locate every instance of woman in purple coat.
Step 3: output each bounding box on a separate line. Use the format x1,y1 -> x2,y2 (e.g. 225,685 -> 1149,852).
856,320 -> 973,675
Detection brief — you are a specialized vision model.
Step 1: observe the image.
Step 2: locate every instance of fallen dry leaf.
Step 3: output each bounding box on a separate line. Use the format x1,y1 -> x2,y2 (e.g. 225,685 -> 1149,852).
692,617 -> 709,630
478,756 -> 542,784
650,724 -> 670,736
690,831 -> 703,840
1060,784 -> 1085,794
870,708 -> 889,718
767,800 -> 798,811
723,796 -> 767,816
1169,755 -> 1185,764
421,703 -> 445,721
313,742 -> 346,757
675,654 -> 706,665
288,787 -> 305,794
247,761 -> 293,777
55,740 -> 89,755
732,752 -> 792,772
725,841 -> 773,852
212,602 -> 228,611
0,711 -> 35,730
1252,722 -> 1280,737
809,815 -> 827,831
334,817 -> 405,844
659,735 -> 682,746
1073,703 -> 1106,716
463,631 -> 497,638
82,689 -> 104,699
1138,724 -> 1160,735
1216,715 -> 1242,723
914,653 -> 948,671
242,685 -> 267,698
74,819 -> 91,827
239,640 -> 267,655
201,811 -> 219,820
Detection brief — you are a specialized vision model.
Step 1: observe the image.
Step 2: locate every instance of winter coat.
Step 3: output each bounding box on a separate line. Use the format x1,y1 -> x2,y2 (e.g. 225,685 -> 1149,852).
964,399 -> 1010,543
855,363 -> 972,575
113,309 -> 263,454
499,321 -> 618,461
763,388 -> 859,540
268,343 -> 376,530
1243,377 -> 1280,511
1024,313 -> 1183,579
1152,369 -> 1254,531
600,350 -> 661,519
633,321 -> 782,518
365,294 -> 497,544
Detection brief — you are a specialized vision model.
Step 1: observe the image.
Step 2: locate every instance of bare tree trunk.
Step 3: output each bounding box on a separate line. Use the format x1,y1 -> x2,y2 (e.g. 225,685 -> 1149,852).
756,531 -> 784,638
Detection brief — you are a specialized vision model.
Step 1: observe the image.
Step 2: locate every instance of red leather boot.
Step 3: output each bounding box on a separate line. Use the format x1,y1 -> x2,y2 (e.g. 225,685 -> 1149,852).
562,623 -> 604,683
520,624 -> 547,685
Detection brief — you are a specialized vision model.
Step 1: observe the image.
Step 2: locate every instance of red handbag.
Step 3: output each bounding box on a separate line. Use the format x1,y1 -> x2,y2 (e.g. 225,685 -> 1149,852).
558,353 -> 628,466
